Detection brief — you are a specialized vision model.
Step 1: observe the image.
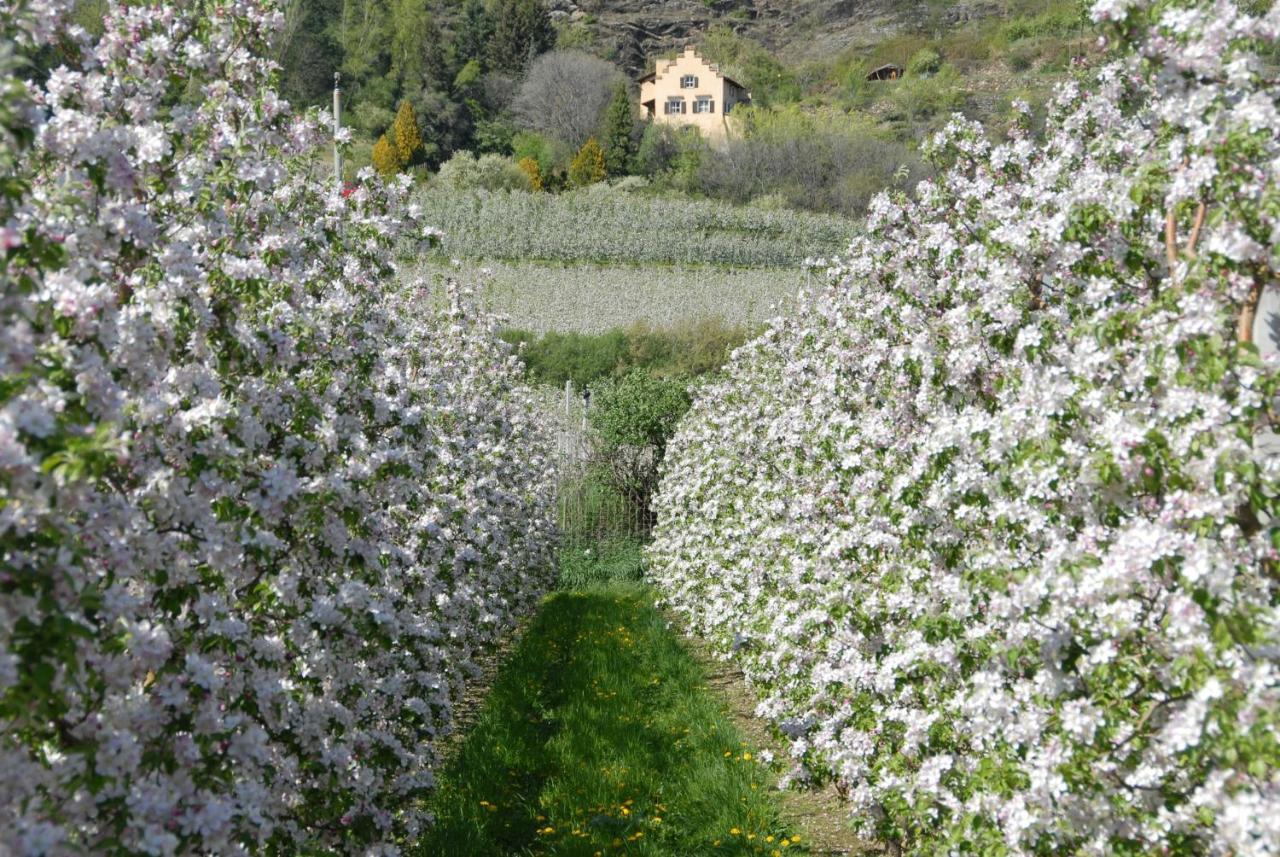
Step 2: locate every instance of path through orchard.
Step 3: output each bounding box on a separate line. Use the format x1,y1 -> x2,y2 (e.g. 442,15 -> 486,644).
413,579 -> 865,857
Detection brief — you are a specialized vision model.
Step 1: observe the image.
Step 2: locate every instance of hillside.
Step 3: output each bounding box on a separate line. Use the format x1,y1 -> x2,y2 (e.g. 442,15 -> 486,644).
552,0 -> 1004,76
555,0 -> 1091,129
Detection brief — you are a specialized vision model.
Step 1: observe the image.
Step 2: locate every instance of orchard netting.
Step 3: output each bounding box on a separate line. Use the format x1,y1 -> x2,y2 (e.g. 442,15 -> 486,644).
649,0 -> 1280,853
0,1 -> 557,854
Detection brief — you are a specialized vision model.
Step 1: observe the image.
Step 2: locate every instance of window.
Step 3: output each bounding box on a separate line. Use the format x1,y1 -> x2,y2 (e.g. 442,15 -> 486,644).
680,74 -> 698,89
664,97 -> 686,115
694,96 -> 715,114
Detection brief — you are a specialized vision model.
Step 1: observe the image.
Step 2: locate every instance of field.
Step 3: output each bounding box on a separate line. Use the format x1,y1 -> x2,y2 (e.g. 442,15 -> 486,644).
410,258 -> 815,332
415,186 -> 856,268
407,187 -> 853,333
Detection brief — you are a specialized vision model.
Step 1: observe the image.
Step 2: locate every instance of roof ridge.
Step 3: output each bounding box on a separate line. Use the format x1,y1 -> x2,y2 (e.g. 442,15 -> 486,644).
651,46 -> 726,83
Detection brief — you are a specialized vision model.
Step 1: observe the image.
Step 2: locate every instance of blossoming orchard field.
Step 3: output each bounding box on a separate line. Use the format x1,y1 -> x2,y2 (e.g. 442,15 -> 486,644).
1,1 -> 1278,856
649,1 -> 1280,853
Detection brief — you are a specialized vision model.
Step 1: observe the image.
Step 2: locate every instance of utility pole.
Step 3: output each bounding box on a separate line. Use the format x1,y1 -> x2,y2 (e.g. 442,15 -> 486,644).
333,72 -> 343,191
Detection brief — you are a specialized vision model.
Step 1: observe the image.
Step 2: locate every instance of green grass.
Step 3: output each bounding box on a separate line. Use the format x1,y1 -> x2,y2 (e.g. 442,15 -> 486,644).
556,538 -> 645,590
502,320 -> 750,389
413,581 -> 807,856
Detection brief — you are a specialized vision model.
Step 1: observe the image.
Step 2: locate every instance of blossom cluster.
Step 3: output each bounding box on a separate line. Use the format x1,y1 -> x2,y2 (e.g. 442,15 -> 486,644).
649,1 -> 1279,853
0,2 -> 556,854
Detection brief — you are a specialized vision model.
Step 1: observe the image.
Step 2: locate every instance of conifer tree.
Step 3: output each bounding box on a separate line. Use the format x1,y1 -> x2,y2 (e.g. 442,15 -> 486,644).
517,156 -> 544,191
487,0 -> 553,74
568,137 -> 606,187
371,134 -> 399,177
600,82 -> 636,176
392,100 -> 423,168
456,0 -> 493,67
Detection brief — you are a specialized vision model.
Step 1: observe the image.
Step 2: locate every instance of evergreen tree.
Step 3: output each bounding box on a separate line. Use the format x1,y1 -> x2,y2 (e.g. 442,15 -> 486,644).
517,156 -> 543,191
371,133 -> 399,176
487,0 -> 553,75
568,137 -> 606,187
392,100 -> 424,167
600,82 -> 636,177
455,0 -> 494,67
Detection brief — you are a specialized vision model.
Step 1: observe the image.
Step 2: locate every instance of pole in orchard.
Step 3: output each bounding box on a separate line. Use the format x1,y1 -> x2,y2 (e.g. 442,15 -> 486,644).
333,72 -> 342,190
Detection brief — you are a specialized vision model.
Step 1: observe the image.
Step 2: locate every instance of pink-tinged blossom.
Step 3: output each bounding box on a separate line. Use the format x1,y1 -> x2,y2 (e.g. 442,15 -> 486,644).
649,0 -> 1280,852
0,1 -> 558,853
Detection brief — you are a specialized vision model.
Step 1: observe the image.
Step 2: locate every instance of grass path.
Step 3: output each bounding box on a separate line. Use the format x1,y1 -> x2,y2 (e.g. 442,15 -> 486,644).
413,582 -> 811,857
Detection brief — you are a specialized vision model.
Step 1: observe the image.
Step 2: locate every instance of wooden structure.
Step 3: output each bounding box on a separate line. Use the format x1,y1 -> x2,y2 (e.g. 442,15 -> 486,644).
867,63 -> 904,81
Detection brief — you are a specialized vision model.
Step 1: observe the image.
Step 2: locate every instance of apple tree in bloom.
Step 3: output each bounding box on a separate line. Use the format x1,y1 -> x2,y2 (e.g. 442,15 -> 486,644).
649,0 -> 1279,853
0,1 -> 557,854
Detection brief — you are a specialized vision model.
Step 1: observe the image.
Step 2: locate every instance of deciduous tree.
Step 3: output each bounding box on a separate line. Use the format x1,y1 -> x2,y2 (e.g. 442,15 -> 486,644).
513,50 -> 625,148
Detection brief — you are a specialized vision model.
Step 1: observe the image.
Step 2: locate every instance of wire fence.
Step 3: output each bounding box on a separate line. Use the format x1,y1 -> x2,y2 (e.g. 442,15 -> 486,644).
553,380 -> 648,551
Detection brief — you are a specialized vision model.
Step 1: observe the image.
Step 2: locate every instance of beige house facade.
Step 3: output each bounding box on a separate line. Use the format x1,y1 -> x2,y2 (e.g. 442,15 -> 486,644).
638,46 -> 750,142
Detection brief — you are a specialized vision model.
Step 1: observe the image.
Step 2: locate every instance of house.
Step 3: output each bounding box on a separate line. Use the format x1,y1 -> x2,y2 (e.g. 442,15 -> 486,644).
866,63 -> 904,81
639,46 -> 751,142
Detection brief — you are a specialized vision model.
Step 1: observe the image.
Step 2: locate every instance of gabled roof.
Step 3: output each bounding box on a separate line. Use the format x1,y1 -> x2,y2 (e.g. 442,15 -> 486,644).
639,46 -> 747,92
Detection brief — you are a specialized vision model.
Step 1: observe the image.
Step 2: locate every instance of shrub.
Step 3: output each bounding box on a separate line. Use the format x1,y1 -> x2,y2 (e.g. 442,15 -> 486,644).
351,101 -> 395,137
512,129 -> 562,175
435,150 -> 533,191
502,328 -> 632,387
1008,41 -> 1040,71
502,319 -> 750,387
888,63 -> 964,124
698,24 -> 801,107
907,46 -> 942,76
590,371 -> 691,531
697,106 -> 926,216
1001,7 -> 1084,42
650,1 -> 1280,853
